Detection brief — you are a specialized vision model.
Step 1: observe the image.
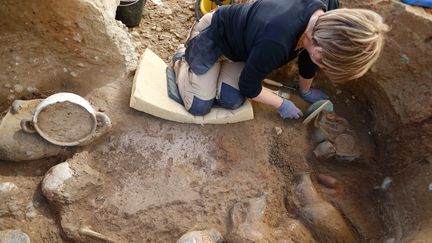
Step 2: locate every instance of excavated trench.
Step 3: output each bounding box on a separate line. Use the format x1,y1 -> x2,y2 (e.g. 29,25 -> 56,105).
0,0 -> 431,242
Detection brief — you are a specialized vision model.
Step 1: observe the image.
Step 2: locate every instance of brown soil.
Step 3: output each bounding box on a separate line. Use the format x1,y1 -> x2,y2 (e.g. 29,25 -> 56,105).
37,101 -> 94,143
1,0 -> 430,242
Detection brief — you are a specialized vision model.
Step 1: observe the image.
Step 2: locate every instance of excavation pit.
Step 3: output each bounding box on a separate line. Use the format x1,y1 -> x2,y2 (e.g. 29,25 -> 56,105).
0,0 -> 431,242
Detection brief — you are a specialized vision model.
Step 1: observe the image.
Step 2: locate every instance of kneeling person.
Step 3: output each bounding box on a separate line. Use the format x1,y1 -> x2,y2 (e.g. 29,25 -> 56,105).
173,0 -> 388,118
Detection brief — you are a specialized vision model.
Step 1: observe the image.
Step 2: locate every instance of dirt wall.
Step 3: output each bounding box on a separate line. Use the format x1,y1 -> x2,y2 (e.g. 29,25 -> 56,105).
338,1 -> 432,241
0,0 -> 137,111
274,1 -> 431,241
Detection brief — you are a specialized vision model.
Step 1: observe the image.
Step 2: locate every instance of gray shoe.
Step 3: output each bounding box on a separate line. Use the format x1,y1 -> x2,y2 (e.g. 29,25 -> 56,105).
172,44 -> 186,66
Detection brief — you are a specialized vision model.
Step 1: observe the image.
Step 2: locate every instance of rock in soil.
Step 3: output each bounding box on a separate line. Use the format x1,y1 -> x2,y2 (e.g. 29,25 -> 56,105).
176,229 -> 223,243
0,229 -> 30,243
273,126 -> 282,135
0,182 -> 18,193
42,151 -> 103,204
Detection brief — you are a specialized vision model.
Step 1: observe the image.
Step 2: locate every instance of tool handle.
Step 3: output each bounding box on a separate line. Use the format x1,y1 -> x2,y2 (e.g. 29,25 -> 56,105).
263,79 -> 283,87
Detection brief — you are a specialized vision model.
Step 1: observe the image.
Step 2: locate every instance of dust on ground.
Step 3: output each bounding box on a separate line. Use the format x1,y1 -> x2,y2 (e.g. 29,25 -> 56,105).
0,0 -> 399,242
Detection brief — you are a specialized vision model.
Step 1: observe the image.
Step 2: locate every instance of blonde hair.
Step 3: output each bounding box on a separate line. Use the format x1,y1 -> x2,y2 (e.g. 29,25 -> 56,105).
313,9 -> 389,82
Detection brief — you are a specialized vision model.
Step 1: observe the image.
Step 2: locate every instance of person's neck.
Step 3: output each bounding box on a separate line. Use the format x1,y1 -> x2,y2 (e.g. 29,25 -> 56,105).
297,9 -> 324,51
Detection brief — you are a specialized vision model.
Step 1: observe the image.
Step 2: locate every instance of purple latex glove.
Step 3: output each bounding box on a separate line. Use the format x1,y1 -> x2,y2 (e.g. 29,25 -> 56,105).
278,99 -> 303,119
300,88 -> 329,103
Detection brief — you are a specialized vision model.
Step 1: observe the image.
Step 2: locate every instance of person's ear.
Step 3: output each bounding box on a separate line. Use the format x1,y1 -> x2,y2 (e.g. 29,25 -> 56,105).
312,46 -> 323,59
311,46 -> 324,68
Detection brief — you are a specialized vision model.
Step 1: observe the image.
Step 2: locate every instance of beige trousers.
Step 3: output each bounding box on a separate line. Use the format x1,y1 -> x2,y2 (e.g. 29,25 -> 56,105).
173,12 -> 245,111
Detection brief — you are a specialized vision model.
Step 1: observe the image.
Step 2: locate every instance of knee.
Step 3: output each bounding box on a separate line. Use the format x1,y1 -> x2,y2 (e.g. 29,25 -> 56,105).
218,83 -> 245,109
187,96 -> 214,116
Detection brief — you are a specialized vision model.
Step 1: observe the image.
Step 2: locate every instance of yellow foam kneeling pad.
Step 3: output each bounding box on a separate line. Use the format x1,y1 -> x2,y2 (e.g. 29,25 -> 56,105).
130,49 -> 254,124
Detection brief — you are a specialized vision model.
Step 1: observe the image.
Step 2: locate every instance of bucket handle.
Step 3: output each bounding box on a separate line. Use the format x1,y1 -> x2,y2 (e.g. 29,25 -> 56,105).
20,119 -> 37,134
96,112 -> 111,129
77,112 -> 112,146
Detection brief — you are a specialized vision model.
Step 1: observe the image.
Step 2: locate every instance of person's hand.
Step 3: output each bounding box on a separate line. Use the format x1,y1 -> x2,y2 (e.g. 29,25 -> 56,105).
278,99 -> 303,119
300,88 -> 329,103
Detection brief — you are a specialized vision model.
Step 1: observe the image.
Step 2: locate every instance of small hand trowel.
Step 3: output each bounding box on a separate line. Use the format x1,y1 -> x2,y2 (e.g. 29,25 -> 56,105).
263,79 -> 297,91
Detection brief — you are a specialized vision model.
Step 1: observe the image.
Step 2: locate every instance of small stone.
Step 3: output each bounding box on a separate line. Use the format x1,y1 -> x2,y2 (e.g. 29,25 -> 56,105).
381,177 -> 392,190
156,27 -> 162,32
151,25 -> 156,30
29,58 -> 39,65
400,53 -> 410,64
131,31 -> 140,38
158,35 -> 164,40
27,86 -> 39,93
13,84 -> 24,93
336,89 -> 342,95
7,94 -> 15,101
76,62 -> 85,67
428,183 -> 432,192
10,101 -> 21,114
189,5 -> 195,10
177,229 -> 223,243
4,83 -> 11,88
26,201 -> 38,218
70,71 -> 77,77
0,230 -> 30,243
72,32 -> 83,43
273,127 -> 282,135
0,182 -> 18,193
163,8 -> 173,15
8,202 -> 21,217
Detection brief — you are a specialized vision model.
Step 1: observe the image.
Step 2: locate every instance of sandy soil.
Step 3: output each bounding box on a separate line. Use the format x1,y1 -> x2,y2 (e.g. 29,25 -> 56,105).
0,0 -> 414,242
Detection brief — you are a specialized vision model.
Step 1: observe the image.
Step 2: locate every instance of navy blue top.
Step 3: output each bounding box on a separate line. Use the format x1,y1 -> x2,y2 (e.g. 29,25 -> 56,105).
185,0 -> 339,98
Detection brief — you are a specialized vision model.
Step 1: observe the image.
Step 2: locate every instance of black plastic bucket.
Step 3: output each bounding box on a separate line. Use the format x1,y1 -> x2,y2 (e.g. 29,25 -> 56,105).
115,0 -> 147,27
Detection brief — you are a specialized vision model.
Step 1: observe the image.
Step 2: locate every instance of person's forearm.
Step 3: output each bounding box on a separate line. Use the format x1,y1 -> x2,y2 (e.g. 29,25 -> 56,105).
252,87 -> 284,108
299,76 -> 314,93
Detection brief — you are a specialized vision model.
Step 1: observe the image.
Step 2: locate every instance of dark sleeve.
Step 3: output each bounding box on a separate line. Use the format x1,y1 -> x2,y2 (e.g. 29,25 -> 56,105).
239,41 -> 287,98
321,0 -> 339,10
298,50 -> 318,79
